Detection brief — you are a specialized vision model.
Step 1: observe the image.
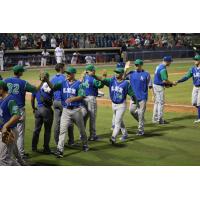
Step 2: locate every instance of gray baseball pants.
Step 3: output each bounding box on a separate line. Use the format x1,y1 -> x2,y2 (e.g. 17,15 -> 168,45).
57,107 -> 88,152
112,102 -> 127,138
129,100 -> 147,132
83,96 -> 97,137
152,84 -> 165,122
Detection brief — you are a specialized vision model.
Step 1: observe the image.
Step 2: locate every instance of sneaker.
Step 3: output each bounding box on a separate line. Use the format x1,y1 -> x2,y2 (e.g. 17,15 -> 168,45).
83,145 -> 89,152
136,131 -> 144,136
120,135 -> 128,142
43,148 -> 53,154
158,119 -> 169,125
194,119 -> 200,123
88,135 -> 99,141
54,149 -> 63,158
110,136 -> 116,145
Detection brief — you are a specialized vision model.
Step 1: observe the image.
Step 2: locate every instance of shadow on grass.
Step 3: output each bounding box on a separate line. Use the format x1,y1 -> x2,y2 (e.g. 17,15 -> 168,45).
167,115 -> 195,122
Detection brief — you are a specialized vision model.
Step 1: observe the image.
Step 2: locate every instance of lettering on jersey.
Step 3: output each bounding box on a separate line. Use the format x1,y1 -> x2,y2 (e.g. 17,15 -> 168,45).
63,87 -> 76,95
111,86 -> 123,93
194,72 -> 200,78
7,83 -> 20,95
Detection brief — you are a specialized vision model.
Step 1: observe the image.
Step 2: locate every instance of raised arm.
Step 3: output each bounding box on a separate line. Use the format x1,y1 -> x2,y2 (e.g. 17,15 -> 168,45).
175,68 -> 193,84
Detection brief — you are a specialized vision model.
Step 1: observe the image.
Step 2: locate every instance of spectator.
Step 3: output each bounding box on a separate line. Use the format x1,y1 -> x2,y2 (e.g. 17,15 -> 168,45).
20,34 -> 27,49
0,47 -> 4,71
72,38 -> 78,48
120,41 -> 128,62
135,36 -> 141,47
144,39 -> 150,48
79,37 -> 84,48
41,34 -> 47,48
41,48 -> 50,67
85,55 -> 95,64
71,52 -> 79,64
89,35 -> 96,48
13,34 -> 20,50
51,36 -> 57,49
85,37 -> 90,48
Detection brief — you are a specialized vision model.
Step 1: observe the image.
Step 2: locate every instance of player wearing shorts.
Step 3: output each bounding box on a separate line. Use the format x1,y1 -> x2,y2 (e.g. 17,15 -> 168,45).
175,55 -> 200,123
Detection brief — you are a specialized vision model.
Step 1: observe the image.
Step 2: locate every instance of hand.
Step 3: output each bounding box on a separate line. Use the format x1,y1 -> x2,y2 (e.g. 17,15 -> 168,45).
173,81 -> 178,86
2,125 -> 8,134
102,69 -> 107,77
66,98 -> 73,103
125,61 -> 131,71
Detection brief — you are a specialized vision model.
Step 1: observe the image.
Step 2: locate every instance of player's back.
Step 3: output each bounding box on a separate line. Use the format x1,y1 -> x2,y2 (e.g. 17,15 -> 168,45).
154,64 -> 166,86
4,77 -> 27,108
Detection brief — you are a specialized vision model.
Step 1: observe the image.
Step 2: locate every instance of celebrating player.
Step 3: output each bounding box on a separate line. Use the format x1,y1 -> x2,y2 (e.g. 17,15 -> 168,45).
152,56 -> 176,124
125,59 -> 154,135
175,55 -> 200,123
4,65 -> 44,159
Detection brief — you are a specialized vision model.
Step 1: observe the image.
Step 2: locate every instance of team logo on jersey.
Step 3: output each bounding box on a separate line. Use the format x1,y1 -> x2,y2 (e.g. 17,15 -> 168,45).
140,76 -> 144,81
111,86 -> 123,93
63,88 -> 76,94
83,80 -> 90,88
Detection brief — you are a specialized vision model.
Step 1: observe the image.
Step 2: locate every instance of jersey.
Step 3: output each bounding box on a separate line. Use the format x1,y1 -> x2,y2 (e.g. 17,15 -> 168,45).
55,47 -> 64,57
103,76 -> 134,104
82,75 -> 103,96
41,51 -> 49,58
0,50 -> 4,59
0,94 -> 20,129
54,80 -> 85,108
85,56 -> 94,64
154,64 -> 168,86
127,70 -> 152,101
4,77 -> 37,108
50,74 -> 66,101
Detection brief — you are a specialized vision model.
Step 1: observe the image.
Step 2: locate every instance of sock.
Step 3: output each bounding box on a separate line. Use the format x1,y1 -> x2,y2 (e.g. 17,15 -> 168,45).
198,106 -> 200,119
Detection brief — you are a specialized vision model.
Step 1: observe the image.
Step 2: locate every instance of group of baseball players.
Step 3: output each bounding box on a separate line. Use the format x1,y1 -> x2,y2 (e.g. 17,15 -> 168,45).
0,54 -> 200,165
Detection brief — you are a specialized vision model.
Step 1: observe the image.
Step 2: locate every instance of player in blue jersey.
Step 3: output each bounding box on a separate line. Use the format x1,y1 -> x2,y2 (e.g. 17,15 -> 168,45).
94,67 -> 137,144
125,59 -> 154,135
31,72 -> 54,154
0,80 -> 25,166
45,66 -> 89,158
81,64 -> 103,141
153,56 -> 176,124
4,65 -> 44,158
175,55 -> 200,123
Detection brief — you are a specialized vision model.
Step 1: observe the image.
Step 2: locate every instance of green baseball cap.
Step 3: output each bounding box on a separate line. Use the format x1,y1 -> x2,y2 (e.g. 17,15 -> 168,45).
0,80 -> 8,90
85,64 -> 96,71
134,59 -> 143,66
44,72 -> 50,78
194,55 -> 200,61
13,65 -> 25,73
65,66 -> 77,74
114,68 -> 124,74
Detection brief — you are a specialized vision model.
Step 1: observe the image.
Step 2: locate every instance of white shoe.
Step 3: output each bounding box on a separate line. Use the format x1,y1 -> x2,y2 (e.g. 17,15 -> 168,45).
194,119 -> 200,123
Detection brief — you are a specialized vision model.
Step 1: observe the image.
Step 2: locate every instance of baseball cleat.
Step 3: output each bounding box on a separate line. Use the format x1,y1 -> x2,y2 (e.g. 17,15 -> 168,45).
158,119 -> 169,125
136,131 -> 144,136
42,148 -> 53,154
54,150 -> 63,158
88,135 -> 99,141
194,119 -> 200,123
83,145 -> 89,152
110,136 -> 116,145
120,135 -> 128,142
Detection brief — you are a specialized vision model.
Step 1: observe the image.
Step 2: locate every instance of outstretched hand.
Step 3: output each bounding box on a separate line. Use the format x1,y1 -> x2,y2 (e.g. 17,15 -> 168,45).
124,61 -> 131,71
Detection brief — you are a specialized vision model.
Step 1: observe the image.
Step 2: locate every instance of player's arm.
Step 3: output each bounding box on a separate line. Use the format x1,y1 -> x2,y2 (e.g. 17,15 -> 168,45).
160,69 -> 175,86
31,93 -> 37,113
147,74 -> 155,101
176,68 -> 193,84
2,100 -> 20,133
44,78 -> 62,91
25,81 -> 44,93
93,79 -> 104,89
66,84 -> 86,103
127,83 -> 139,105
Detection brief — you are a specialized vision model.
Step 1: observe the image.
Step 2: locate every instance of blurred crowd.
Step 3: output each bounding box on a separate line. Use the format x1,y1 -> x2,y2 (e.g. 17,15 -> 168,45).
0,33 -> 194,50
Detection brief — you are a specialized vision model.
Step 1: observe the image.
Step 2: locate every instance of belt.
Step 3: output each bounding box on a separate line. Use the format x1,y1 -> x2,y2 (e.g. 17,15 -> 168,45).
66,106 -> 80,110
195,85 -> 200,88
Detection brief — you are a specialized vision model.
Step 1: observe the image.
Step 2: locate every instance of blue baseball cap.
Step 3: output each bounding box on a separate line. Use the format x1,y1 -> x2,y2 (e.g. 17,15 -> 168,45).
163,56 -> 173,62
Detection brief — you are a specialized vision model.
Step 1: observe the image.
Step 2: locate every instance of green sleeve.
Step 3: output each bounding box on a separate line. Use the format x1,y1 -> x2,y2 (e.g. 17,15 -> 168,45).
78,84 -> 86,97
8,100 -> 20,116
102,78 -> 112,87
184,68 -> 193,79
53,83 -> 62,91
160,69 -> 168,81
127,83 -> 135,97
25,82 -> 37,93
93,79 -> 104,89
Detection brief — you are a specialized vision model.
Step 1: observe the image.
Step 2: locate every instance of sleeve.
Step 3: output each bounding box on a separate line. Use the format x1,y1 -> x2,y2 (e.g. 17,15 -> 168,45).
160,69 -> 168,81
8,100 -> 20,116
25,82 -> 37,93
102,78 -> 112,87
32,92 -> 36,98
93,79 -> 104,89
125,71 -> 131,80
53,83 -> 62,91
78,84 -> 86,97
127,82 -> 135,97
177,68 -> 193,83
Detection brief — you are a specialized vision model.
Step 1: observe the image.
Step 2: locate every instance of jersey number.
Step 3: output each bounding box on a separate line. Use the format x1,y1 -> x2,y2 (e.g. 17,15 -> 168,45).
7,83 -> 20,94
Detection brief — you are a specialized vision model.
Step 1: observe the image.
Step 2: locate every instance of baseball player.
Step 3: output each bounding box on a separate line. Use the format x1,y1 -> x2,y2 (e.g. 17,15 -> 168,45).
152,56 -> 176,124
50,63 -> 74,145
41,48 -> 50,67
175,55 -> 200,123
85,55 -> 95,64
31,72 -> 54,154
95,67 -> 137,143
0,47 -> 4,71
0,80 -> 25,166
45,66 -> 89,158
55,43 -> 65,64
125,59 -> 154,135
71,52 -> 79,65
81,64 -> 103,141
116,58 -> 125,69
4,65 -> 44,159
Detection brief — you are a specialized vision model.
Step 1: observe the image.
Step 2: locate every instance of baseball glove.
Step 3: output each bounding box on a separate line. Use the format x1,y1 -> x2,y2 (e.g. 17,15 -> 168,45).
2,129 -> 15,145
164,83 -> 173,88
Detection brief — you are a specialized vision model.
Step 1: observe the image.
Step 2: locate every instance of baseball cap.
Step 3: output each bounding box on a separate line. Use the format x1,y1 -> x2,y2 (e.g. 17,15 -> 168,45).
163,56 -> 173,62
193,55 -> 200,61
134,59 -> 143,66
116,62 -> 125,68
0,80 -> 8,90
114,68 -> 124,74
85,65 -> 96,71
65,66 -> 77,74
13,65 -> 25,73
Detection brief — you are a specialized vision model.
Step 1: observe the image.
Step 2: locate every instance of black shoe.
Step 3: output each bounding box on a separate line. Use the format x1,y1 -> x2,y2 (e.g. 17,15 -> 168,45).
110,136 -> 116,145
32,148 -> 38,152
83,145 -> 89,152
22,153 -> 29,159
43,148 -> 53,154
54,149 -> 63,158
159,119 -> 169,124
88,135 -> 99,141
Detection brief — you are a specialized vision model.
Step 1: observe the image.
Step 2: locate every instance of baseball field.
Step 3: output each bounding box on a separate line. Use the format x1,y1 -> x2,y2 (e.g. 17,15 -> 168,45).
2,59 -> 200,166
